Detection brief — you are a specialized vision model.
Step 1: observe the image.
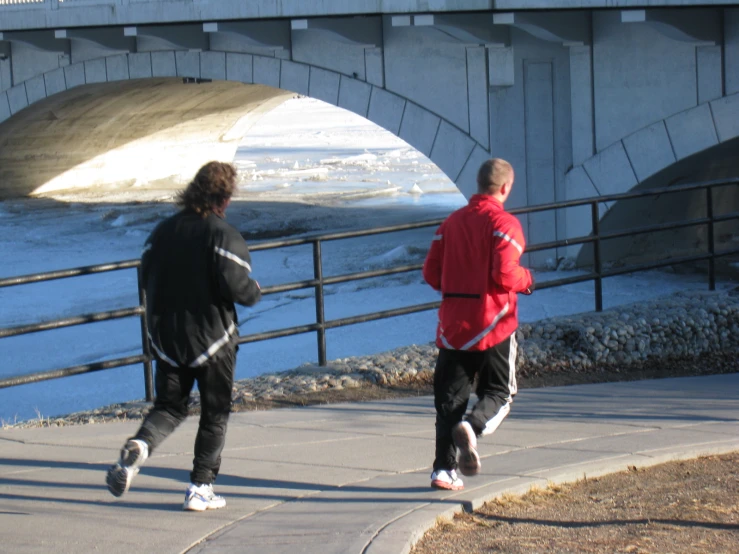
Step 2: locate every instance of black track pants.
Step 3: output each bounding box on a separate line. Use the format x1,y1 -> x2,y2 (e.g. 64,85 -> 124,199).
133,348 -> 235,485
433,334 -> 518,472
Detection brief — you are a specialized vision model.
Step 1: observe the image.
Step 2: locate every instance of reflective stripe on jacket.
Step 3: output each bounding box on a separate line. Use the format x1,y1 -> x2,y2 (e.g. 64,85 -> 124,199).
422,194 -> 532,351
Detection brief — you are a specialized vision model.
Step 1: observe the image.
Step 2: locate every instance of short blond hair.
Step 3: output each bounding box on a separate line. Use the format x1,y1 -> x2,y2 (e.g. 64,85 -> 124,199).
476,158 -> 514,193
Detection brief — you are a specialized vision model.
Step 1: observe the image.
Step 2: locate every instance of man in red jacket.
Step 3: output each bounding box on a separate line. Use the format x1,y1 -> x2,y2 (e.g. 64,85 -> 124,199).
423,158 -> 534,491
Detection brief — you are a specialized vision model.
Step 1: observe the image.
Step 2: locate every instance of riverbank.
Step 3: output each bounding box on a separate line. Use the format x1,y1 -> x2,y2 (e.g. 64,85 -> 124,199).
4,287 -> 737,429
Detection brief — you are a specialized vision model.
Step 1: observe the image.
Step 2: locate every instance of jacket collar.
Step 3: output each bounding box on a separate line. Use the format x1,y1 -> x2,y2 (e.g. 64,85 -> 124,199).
469,194 -> 503,210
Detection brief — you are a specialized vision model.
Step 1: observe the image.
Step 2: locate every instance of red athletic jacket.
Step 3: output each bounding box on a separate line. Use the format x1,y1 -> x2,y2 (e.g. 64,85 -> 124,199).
423,194 -> 533,351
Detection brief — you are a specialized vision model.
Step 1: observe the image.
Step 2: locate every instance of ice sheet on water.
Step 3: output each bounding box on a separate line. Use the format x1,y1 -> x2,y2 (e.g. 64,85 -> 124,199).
319,153 -> 379,166
342,153 -> 378,164
382,148 -> 423,160
364,245 -> 427,268
281,167 -> 329,178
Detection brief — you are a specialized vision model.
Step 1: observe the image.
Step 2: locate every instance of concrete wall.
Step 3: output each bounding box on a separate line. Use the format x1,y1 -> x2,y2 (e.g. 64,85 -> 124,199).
726,9 -> 739,95
0,56 -> 11,92
384,25 -> 469,134
2,1 -> 736,31
592,11 -> 699,152
486,29 -> 574,266
292,26 -> 371,83
10,44 -> 65,85
560,8 -> 739,263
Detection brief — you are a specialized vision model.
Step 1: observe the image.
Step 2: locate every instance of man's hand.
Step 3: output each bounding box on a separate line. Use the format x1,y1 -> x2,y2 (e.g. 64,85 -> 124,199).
522,274 -> 535,295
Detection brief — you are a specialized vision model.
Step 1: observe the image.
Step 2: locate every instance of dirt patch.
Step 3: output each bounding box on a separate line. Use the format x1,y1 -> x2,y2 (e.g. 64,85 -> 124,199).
412,452 -> 739,554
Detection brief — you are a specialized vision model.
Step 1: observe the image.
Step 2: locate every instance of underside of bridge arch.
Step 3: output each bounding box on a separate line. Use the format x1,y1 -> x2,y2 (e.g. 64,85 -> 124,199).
576,138 -> 739,271
0,51 -> 486,201
0,78 -> 292,199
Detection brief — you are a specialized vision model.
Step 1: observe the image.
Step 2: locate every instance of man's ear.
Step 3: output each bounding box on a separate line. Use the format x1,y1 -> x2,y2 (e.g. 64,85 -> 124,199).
498,181 -> 509,197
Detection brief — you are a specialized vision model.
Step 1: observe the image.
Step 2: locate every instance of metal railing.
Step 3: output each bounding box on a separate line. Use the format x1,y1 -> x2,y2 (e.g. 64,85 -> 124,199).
1,179 -> 737,399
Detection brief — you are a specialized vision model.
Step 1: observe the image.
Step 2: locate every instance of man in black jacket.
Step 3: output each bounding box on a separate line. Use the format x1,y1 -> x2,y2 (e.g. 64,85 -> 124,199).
106,161 -> 261,511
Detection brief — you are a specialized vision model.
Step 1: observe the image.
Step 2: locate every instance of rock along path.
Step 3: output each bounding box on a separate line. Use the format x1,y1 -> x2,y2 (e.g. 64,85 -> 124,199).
0,373 -> 737,554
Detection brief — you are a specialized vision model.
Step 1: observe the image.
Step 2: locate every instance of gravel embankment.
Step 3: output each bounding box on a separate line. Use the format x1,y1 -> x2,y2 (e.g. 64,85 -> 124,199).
6,288 -> 738,429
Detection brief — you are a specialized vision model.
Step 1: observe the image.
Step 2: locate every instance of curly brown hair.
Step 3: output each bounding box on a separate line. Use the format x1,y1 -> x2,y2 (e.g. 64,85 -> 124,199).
176,161 -> 238,217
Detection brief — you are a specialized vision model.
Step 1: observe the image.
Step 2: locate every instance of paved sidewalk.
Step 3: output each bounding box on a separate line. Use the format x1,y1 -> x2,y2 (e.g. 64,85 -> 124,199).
1,373 -> 737,554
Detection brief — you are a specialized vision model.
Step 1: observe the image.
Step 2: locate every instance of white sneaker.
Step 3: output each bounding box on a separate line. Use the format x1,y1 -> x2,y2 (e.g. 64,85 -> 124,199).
430,469 -> 464,491
453,420 -> 481,476
106,439 -> 149,497
183,483 -> 227,512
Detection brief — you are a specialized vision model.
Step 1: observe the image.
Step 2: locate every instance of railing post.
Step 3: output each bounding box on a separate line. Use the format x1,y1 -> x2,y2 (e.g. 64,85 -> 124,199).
707,186 -> 716,291
312,239 -> 327,366
136,265 -> 154,401
592,201 -> 603,312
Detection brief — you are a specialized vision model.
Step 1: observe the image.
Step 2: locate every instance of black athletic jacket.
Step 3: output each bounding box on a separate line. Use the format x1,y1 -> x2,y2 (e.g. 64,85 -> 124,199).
141,209 -> 261,368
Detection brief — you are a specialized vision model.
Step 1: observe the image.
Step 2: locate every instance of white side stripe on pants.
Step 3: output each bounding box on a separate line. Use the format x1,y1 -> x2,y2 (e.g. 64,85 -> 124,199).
508,333 -> 518,398
482,334 -> 517,436
481,402 -> 510,436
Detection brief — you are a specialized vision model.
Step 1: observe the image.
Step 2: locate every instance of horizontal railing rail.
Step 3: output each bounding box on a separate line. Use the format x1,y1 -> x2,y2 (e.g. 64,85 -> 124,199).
0,260 -> 155,398
0,178 -> 737,401
0,306 -> 144,339
0,259 -> 141,288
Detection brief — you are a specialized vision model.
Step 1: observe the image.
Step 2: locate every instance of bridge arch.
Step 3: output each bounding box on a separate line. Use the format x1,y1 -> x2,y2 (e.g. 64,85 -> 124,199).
0,51 -> 489,198
563,93 -> 739,263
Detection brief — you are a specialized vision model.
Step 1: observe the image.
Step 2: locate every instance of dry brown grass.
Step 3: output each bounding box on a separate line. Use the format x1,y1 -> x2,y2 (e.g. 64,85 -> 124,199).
413,452 -> 739,554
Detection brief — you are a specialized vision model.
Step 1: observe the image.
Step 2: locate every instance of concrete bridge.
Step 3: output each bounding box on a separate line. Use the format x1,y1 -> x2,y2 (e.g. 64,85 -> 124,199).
1,0 -> 738,265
